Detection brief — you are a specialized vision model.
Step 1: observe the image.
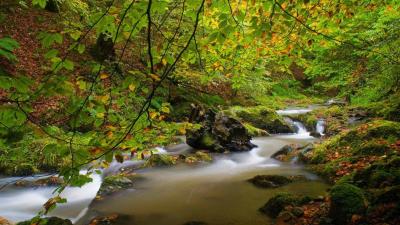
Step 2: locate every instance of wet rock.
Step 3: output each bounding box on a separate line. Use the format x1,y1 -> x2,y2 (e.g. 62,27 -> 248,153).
88,213 -> 133,225
143,154 -> 176,167
186,110 -> 256,152
97,174 -> 134,197
224,106 -> 295,134
310,131 -> 321,138
259,193 -> 310,218
271,145 -> 293,160
329,183 -> 367,225
248,175 -> 307,188
14,176 -> 63,187
0,217 -> 13,225
248,175 -> 292,188
17,217 -> 72,225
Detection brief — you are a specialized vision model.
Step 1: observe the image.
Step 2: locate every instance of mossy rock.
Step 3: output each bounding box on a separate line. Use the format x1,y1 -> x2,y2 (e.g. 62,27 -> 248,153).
271,145 -> 293,160
143,154 -> 176,167
97,174 -> 135,196
329,183 -> 367,224
248,175 -> 292,188
195,151 -> 212,162
259,193 -> 311,218
17,217 -> 72,225
186,110 -> 255,152
224,106 -> 294,133
244,123 -> 269,137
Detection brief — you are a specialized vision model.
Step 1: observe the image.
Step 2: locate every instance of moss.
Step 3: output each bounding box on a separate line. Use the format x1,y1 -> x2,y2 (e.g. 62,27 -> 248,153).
200,133 -> 217,147
223,106 -> 294,133
248,175 -> 292,188
243,123 -> 269,137
259,193 -> 311,218
195,151 -> 212,162
352,155 -> 400,188
259,193 -> 298,217
310,120 -> 400,164
143,154 -> 176,167
329,183 -> 367,224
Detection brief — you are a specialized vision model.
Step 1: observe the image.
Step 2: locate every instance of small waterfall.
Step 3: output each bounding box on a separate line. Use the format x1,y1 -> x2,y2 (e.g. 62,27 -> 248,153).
293,121 -> 308,134
316,119 -> 325,135
283,117 -> 312,139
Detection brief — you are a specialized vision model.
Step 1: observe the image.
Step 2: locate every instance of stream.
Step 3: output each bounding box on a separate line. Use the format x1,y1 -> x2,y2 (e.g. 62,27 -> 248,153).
0,108 -> 329,225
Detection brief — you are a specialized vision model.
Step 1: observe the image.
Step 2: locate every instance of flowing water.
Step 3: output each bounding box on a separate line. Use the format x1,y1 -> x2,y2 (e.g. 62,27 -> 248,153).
0,108 -> 329,225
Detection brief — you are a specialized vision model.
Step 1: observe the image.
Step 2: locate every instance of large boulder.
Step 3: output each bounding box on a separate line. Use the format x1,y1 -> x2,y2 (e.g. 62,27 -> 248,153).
224,106 -> 295,134
329,183 -> 367,225
186,110 -> 256,152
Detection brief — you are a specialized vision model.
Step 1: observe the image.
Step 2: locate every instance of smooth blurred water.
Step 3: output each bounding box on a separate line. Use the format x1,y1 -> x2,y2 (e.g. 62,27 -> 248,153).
0,109 -> 327,225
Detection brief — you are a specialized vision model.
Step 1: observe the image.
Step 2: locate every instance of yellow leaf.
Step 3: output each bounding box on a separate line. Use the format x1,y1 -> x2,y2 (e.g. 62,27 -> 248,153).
162,58 -> 167,65
98,95 -> 110,103
149,111 -> 158,119
149,74 -> 160,81
96,112 -> 105,118
129,84 -> 136,91
178,126 -> 186,134
100,73 -> 109,79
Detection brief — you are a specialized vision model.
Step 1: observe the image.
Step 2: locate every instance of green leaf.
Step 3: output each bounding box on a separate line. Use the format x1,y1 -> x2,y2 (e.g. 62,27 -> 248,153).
45,49 -> 59,59
32,0 -> 47,8
38,32 -> 63,48
0,107 -> 27,127
77,44 -> 85,54
63,60 -> 74,71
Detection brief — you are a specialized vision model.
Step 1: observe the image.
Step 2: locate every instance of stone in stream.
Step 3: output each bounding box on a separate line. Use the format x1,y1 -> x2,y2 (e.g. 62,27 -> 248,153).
14,176 -> 63,187
186,109 -> 256,153
248,175 -> 307,188
223,106 -> 295,134
309,131 -> 322,138
96,174 -> 135,197
271,145 -> 293,160
88,213 -> 133,225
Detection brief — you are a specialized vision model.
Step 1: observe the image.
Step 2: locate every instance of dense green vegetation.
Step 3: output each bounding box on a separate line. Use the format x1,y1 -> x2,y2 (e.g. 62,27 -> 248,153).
0,0 -> 399,224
